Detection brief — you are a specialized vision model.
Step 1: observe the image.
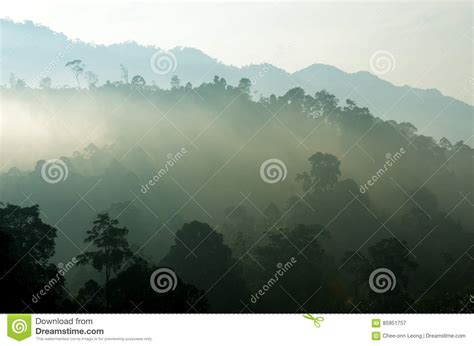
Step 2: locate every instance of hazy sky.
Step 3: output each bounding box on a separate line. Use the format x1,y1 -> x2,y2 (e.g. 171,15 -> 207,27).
1,0 -> 472,104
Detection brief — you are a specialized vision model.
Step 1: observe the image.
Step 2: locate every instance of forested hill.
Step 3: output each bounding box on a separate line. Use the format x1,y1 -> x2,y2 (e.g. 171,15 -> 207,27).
1,18 -> 472,143
1,77 -> 473,313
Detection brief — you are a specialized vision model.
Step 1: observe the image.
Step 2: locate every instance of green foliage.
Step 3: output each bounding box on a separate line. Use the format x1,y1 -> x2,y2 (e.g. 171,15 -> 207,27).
77,213 -> 131,274
237,77 -> 251,94
0,76 -> 472,313
76,213 -> 132,311
0,203 -> 63,312
160,221 -> 247,311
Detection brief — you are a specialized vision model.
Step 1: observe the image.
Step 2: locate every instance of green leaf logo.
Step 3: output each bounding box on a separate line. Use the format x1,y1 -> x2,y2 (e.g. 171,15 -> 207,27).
7,314 -> 32,341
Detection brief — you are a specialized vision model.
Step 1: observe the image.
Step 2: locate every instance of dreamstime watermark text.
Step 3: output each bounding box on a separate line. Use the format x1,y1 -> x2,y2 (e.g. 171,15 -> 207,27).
141,148 -> 187,194
360,148 -> 406,194
31,257 -> 78,304
34,41 -> 77,85
250,257 -> 297,304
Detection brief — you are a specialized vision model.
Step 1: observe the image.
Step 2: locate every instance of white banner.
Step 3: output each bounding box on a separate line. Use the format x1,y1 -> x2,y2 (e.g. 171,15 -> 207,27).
1,314 -> 473,345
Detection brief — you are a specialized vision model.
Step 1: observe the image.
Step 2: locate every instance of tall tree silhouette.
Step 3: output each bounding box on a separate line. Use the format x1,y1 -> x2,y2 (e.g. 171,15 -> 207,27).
65,60 -> 84,88
77,213 -> 132,311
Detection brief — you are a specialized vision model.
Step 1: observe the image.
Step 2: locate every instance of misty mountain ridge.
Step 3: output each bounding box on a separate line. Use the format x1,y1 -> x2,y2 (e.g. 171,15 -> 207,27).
1,18 -> 472,144
1,17 -> 473,314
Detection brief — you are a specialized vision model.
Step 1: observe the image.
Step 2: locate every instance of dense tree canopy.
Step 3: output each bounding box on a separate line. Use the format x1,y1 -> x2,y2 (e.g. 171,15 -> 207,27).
0,76 -> 472,313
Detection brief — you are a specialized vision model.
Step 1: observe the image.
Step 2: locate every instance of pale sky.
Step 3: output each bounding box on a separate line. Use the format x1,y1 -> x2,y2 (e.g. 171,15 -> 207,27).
1,0 -> 472,104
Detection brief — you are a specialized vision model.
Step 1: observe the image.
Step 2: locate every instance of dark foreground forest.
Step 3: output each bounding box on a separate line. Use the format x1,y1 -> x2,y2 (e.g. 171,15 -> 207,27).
1,74 -> 473,313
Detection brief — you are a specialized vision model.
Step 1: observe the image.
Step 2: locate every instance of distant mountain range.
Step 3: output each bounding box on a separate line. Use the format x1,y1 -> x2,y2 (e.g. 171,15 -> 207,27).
1,19 -> 472,144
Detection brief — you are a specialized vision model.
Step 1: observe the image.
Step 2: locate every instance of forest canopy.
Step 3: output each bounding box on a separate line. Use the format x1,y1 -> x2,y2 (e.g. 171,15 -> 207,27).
0,73 -> 473,313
